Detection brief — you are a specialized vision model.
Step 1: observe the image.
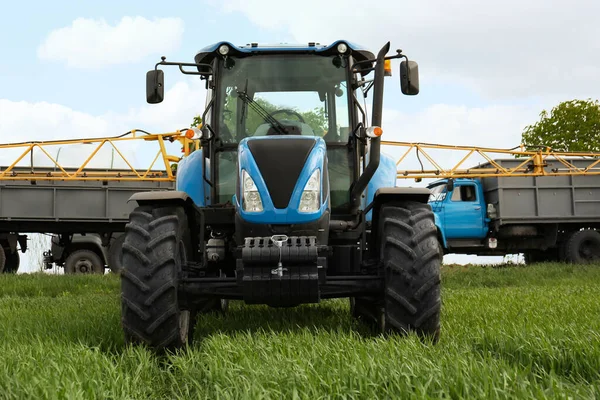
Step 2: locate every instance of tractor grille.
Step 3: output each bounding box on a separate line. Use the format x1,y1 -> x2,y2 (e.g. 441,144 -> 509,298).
247,138 -> 315,209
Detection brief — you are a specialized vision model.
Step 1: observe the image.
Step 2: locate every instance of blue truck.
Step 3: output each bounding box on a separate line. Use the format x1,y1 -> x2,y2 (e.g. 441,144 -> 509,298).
428,159 -> 600,263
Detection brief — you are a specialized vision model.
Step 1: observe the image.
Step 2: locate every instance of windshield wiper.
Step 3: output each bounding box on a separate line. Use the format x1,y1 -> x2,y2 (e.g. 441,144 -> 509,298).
236,89 -> 289,135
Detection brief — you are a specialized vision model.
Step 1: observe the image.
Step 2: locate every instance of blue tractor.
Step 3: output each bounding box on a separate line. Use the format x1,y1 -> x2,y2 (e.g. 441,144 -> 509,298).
121,41 -> 441,350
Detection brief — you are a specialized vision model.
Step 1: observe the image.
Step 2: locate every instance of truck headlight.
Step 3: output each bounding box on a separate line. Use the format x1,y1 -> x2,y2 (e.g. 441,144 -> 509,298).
242,170 -> 263,212
299,169 -> 320,213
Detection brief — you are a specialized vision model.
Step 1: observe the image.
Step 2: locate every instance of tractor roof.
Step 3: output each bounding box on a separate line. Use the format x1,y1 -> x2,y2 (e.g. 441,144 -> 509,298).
194,40 -> 375,69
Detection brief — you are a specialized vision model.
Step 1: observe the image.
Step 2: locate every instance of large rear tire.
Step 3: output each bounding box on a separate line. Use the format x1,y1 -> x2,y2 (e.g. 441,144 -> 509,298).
564,230 -> 600,264
120,205 -> 195,351
354,202 -> 442,341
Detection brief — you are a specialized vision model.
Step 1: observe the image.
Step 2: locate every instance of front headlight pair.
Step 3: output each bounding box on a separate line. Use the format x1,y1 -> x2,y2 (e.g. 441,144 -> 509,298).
242,169 -> 321,213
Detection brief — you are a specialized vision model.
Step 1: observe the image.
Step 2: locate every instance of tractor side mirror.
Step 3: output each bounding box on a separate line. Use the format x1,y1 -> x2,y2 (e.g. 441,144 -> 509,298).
146,69 -> 164,104
446,179 -> 454,192
400,60 -> 419,95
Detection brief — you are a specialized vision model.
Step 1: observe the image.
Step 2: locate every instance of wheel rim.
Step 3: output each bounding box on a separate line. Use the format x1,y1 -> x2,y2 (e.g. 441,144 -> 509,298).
377,307 -> 386,333
177,239 -> 190,343
579,239 -> 600,262
75,258 -> 93,273
179,310 -> 190,343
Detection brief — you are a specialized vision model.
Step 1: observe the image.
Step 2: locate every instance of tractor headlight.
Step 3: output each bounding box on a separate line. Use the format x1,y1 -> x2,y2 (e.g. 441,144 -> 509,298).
218,44 -> 230,56
299,169 -> 321,213
242,170 -> 263,212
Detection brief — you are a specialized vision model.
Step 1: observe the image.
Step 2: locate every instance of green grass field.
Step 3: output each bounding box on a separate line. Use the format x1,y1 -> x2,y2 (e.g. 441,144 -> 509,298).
1,263 -> 599,399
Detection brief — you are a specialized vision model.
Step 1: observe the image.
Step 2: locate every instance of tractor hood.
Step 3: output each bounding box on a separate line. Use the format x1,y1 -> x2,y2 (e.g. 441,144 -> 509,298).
234,136 -> 329,224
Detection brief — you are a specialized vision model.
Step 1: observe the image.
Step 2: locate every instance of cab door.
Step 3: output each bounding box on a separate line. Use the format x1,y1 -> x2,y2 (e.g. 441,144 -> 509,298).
444,183 -> 487,239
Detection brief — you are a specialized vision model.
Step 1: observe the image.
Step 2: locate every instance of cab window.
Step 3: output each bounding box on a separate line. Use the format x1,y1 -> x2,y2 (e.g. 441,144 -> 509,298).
450,185 -> 477,202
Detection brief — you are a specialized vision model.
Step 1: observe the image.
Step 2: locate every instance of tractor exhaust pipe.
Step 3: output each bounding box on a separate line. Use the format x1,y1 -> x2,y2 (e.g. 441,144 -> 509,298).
350,42 -> 390,211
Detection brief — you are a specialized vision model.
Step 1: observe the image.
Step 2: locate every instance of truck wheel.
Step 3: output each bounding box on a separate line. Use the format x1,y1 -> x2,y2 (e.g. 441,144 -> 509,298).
64,250 -> 105,274
354,203 -> 442,341
108,235 -> 125,273
121,205 -> 195,351
564,230 -> 600,264
0,246 -> 5,273
4,250 -> 20,273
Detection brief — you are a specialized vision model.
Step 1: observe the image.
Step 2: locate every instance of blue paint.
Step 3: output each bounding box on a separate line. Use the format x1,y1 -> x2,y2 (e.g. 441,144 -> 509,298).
234,136 -> 329,224
427,178 -> 490,248
176,149 -> 209,207
363,152 -> 398,221
196,40 -> 372,58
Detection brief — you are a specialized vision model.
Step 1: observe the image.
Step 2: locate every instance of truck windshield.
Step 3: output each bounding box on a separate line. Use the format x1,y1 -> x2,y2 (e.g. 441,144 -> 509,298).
217,55 -> 350,143
428,183 -> 448,202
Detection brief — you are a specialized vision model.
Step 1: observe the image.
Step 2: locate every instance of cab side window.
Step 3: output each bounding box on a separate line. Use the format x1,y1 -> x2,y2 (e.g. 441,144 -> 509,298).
450,185 -> 477,202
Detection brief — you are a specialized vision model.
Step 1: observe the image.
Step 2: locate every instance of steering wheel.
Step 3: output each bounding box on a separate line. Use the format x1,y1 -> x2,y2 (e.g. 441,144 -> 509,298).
266,109 -> 306,124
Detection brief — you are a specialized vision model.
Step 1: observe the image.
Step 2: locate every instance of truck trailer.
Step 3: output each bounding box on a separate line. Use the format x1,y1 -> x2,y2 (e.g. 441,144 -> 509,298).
429,158 -> 600,263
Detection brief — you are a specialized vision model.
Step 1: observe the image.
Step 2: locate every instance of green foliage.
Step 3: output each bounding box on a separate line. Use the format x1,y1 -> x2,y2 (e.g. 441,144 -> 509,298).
521,99 -> 600,152
221,94 -> 329,138
190,115 -> 202,128
1,264 -> 600,398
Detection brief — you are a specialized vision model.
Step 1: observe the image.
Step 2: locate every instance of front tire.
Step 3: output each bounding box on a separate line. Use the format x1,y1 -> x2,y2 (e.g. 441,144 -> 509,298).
354,202 -> 442,341
120,205 -> 195,351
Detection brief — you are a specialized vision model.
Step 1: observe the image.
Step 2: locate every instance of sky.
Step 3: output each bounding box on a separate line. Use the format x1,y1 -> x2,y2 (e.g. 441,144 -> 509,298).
1,0 -> 598,272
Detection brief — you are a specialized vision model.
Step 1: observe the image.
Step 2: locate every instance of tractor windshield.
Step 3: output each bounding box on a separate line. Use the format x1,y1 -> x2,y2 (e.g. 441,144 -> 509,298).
217,55 -> 350,143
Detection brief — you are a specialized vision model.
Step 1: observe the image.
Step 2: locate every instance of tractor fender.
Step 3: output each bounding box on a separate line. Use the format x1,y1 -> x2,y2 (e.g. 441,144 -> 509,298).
128,190 -> 191,206
369,187 -> 432,245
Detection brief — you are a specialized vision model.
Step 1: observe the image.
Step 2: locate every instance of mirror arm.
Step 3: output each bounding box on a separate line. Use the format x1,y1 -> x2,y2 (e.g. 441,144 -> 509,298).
350,49 -> 406,74
155,57 -> 214,76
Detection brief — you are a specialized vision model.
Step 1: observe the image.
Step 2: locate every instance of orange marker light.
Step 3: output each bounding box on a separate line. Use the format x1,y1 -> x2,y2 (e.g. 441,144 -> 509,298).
384,60 -> 392,77
366,126 -> 383,138
185,129 -> 195,139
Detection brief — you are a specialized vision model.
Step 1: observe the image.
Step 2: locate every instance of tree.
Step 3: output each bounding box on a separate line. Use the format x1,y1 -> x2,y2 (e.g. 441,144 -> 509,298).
521,99 -> 600,152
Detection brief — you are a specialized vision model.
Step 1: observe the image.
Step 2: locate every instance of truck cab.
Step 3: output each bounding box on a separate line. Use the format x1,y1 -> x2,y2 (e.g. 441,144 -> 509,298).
428,178 -> 490,252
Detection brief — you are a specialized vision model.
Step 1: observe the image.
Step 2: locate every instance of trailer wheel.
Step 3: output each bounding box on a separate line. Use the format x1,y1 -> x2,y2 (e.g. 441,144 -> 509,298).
64,250 -> 104,274
372,202 -> 442,340
108,235 -> 125,273
121,205 -> 195,351
564,230 -> 600,264
4,250 -> 20,273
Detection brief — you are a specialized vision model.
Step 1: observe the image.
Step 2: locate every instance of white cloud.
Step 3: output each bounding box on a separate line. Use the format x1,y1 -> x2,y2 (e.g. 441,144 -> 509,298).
0,79 -> 206,169
38,16 -> 184,68
217,0 -> 600,99
378,103 -> 542,186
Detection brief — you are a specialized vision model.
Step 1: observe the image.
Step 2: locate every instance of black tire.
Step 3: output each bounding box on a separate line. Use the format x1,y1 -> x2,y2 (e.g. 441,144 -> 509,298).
108,234 -> 125,273
64,249 -> 105,274
0,246 -> 6,274
354,202 -> 442,341
564,230 -> 600,264
4,250 -> 20,273
120,205 -> 195,351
